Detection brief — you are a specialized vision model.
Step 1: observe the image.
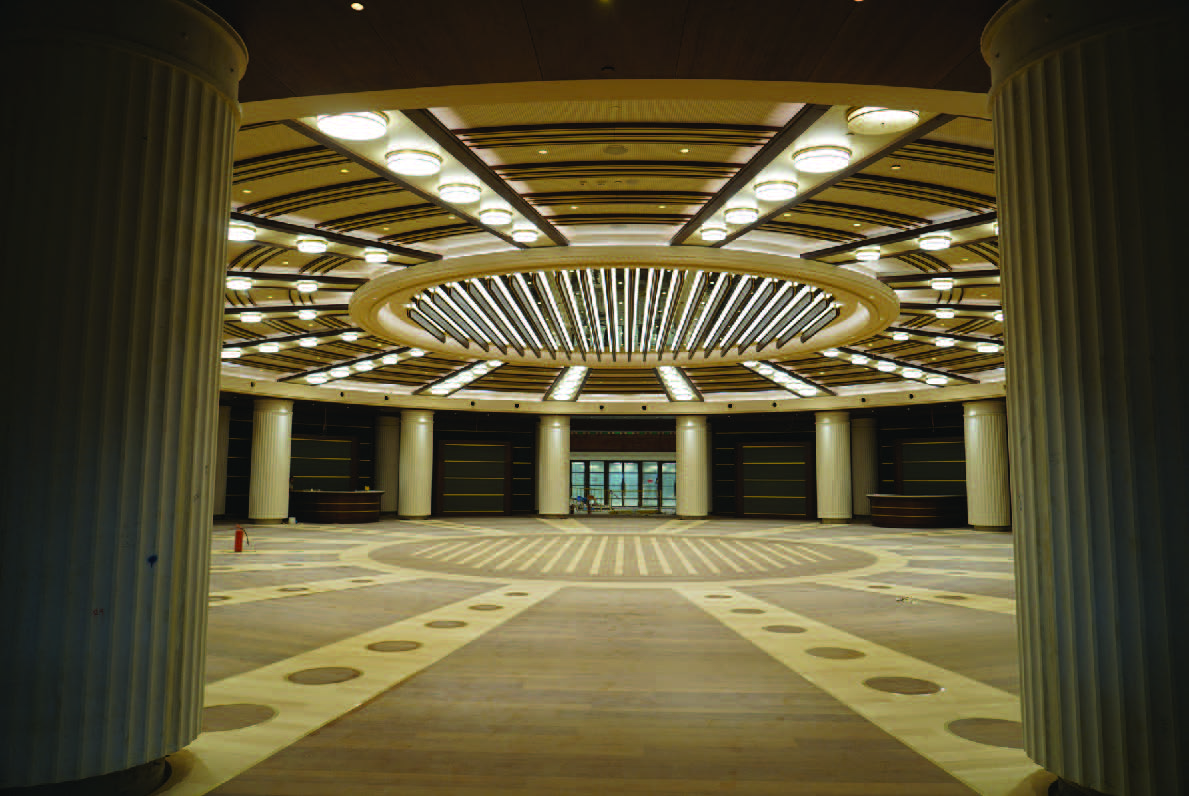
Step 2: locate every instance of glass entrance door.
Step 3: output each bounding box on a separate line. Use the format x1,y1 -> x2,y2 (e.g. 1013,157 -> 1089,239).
571,460 -> 676,513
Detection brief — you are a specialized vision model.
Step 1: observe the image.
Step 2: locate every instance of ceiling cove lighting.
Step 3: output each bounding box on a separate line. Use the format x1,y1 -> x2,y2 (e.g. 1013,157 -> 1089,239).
891,331 -> 910,341
478,207 -> 513,226
741,360 -> 819,396
258,341 -> 280,353
854,245 -> 881,262
656,365 -> 701,401
295,280 -> 318,294
238,311 -> 263,323
919,232 -> 953,251
385,149 -> 443,177
228,221 -> 257,242
422,360 -> 504,396
845,107 -> 921,135
315,111 -> 389,140
934,308 -> 956,319
930,277 -> 955,291
221,347 -> 242,359
977,342 -> 1002,354
305,373 -> 329,385
755,180 -> 798,202
724,204 -> 759,225
363,248 -> 388,263
792,145 -> 852,173
296,236 -> 328,254
297,309 -> 318,321
225,276 -> 252,290
547,366 -> 588,401
512,223 -> 539,243
700,223 -> 727,242
438,182 -> 481,204
299,337 -> 318,347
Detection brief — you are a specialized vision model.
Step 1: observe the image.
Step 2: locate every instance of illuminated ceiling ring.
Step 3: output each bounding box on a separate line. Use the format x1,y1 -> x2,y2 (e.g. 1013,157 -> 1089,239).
350,246 -> 899,369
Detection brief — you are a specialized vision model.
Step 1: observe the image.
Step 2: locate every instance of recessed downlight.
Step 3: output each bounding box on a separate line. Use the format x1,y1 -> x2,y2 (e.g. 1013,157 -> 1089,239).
315,111 -> 388,140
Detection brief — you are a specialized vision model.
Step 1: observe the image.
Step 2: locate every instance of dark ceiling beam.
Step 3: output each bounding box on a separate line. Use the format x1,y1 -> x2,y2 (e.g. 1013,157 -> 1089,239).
801,211 -> 998,260
836,346 -> 981,384
712,113 -> 958,248
225,270 -> 367,287
881,268 -> 1000,285
223,303 -> 350,315
228,209 -> 439,262
402,109 -> 569,246
280,119 -> 525,249
669,103 -> 831,246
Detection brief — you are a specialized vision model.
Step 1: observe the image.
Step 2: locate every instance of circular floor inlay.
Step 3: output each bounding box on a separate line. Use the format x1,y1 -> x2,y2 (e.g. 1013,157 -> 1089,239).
283,563 -> 302,567
202,703 -> 276,732
706,594 -> 733,599
425,620 -> 467,629
937,595 -> 968,600
807,646 -> 866,660
367,640 -> 422,652
763,624 -> 806,634
279,586 -> 309,592
864,676 -> 942,695
867,585 -> 892,589
468,604 -> 503,611
287,666 -> 362,685
506,591 -> 529,596
209,595 -> 231,601
731,608 -> 765,614
947,718 -> 1025,749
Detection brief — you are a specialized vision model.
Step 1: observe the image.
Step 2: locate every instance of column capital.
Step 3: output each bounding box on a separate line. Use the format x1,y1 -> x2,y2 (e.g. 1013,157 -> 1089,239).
815,410 -> 850,425
963,399 -> 1007,418
676,415 -> 707,430
376,414 -> 401,428
253,397 -> 293,413
850,416 -> 877,430
538,415 -> 570,430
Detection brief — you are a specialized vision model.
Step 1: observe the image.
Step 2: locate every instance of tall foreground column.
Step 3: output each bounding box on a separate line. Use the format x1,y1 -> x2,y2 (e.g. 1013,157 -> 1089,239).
963,400 -> 1010,531
849,416 -> 878,518
815,411 -> 851,521
985,2 -> 1186,794
538,415 -> 571,516
375,414 -> 400,514
248,399 -> 293,524
675,416 -> 709,518
399,410 -> 433,518
0,1 -> 245,789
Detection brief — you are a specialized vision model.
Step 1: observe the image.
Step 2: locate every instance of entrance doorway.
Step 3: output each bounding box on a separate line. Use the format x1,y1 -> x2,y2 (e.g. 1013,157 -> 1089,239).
570,460 -> 676,514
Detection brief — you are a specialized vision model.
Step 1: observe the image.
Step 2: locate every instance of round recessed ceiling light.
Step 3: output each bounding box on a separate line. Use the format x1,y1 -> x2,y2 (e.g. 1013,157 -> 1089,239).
934,308 -> 955,319
792,144 -> 852,173
385,149 -> 442,176
822,348 -> 841,357
512,223 -> 539,243
479,207 -> 513,226
993,310 -> 1004,322
329,367 -> 351,379
341,331 -> 360,342
315,111 -> 388,140
929,277 -> 954,291
295,280 -> 318,293
724,205 -> 759,225
846,107 -> 921,135
925,374 -> 949,386
306,373 -> 329,384
258,341 -> 280,353
891,331 -> 910,341
354,361 -> 374,372
700,223 -> 727,242
755,180 -> 798,202
854,245 -> 881,262
934,337 -> 955,348
977,342 -> 1001,353
876,360 -> 897,372
221,347 -> 242,359
225,276 -> 252,290
238,311 -> 263,323
438,182 -> 481,203
297,309 -> 318,321
363,248 -> 388,263
919,232 -> 952,251
901,367 -> 923,379
296,236 -> 328,254
850,354 -> 869,365
299,337 -> 318,347
228,221 -> 256,242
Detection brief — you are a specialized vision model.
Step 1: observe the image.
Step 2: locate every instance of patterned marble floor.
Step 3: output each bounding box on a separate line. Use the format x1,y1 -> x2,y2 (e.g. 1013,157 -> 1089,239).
152,517 -> 1053,796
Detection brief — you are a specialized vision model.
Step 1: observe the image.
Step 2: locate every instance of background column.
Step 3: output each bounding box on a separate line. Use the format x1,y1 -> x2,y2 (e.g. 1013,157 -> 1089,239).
676,416 -> 709,518
963,400 -> 1010,531
213,404 -> 232,517
850,416 -> 878,520
985,1 -> 1186,794
815,411 -> 851,522
399,409 -> 433,518
248,399 -> 293,525
375,414 -> 400,515
538,415 -> 571,517
0,1 -> 245,789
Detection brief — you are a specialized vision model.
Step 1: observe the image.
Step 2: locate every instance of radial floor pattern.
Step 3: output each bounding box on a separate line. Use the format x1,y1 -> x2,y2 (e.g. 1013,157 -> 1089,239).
160,517 -> 1053,796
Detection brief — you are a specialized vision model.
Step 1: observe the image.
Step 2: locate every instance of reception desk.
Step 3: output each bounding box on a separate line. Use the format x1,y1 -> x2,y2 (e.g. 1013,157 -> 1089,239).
867,494 -> 967,528
289,490 -> 384,524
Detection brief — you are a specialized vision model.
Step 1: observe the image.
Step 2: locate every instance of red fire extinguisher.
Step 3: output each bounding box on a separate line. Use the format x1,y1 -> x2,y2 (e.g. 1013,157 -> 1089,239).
234,524 -> 249,553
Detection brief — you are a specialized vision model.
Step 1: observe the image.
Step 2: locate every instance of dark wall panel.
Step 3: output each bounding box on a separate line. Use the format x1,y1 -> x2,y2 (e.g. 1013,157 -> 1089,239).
711,414 -> 815,517
437,442 -> 508,514
435,411 -> 537,514
739,444 -> 810,517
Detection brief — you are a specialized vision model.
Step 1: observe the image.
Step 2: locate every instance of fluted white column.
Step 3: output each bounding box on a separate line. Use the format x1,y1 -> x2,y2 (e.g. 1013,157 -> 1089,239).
248,399 -> 293,524
538,416 -> 571,517
375,415 -> 400,514
963,400 -> 1010,531
399,409 -> 433,518
815,411 -> 851,521
0,1 -> 245,788
213,404 -> 232,516
676,416 -> 709,518
850,417 -> 878,518
985,2 -> 1186,794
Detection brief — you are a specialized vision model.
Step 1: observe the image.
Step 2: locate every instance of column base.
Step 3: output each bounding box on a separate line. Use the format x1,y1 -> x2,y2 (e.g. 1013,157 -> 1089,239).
971,524 -> 1012,532
397,514 -> 430,520
248,517 -> 287,525
852,514 -> 872,522
820,517 -> 853,523
538,513 -> 570,519
676,514 -> 708,520
0,758 -> 170,796
1048,778 -> 1112,796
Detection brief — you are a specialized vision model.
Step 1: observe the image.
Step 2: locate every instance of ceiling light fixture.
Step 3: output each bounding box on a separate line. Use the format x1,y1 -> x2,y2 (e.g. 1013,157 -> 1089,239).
238,311 -> 263,323
297,309 -> 318,321
258,342 -> 280,353
299,337 -> 318,347
854,245 -> 881,262
296,236 -> 328,254
385,149 -> 443,177
295,280 -> 318,293
354,361 -> 374,372
977,342 -> 1001,353
656,365 -> 701,402
891,331 -> 910,341
700,223 -> 726,242
221,348 -> 242,359
901,367 -> 923,379
926,374 -> 949,386
919,232 -> 952,251
306,373 -> 329,384
228,221 -> 257,241
314,111 -> 388,141
792,144 -> 852,173
422,360 -> 504,396
225,276 -> 252,290
438,182 -> 481,203
850,354 -> 869,365
547,366 -> 588,401
341,331 -> 360,342
741,360 -> 818,396
724,204 -> 759,225
934,308 -> 956,319
846,106 -> 921,135
755,180 -> 798,202
363,248 -> 388,263
934,337 -> 955,348
512,223 -> 539,243
994,310 -> 1004,322
930,277 -> 954,291
329,367 -> 351,379
478,207 -> 513,226
822,348 -> 840,357
876,360 -> 897,372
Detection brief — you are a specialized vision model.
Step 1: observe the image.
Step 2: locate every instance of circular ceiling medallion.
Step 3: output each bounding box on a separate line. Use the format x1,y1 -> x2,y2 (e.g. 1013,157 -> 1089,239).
351,247 -> 898,368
